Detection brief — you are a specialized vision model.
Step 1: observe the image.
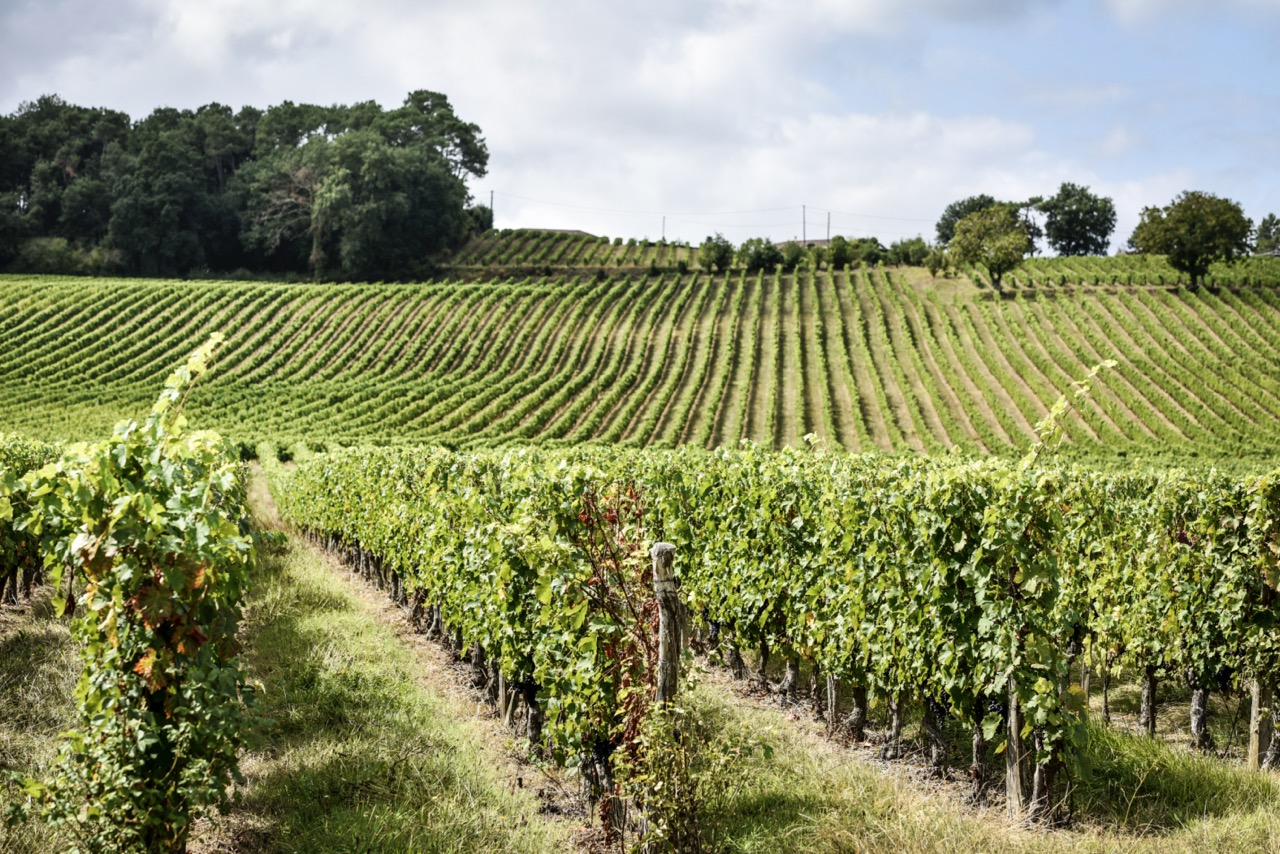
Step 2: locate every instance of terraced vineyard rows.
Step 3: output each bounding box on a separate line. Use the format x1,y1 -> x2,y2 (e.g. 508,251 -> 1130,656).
3,269 -> 1280,466
449,229 -> 1280,287
449,229 -> 697,272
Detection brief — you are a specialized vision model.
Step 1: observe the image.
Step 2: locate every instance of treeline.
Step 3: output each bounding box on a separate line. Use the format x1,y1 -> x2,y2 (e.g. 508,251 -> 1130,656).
696,232 -> 936,274
0,92 -> 490,280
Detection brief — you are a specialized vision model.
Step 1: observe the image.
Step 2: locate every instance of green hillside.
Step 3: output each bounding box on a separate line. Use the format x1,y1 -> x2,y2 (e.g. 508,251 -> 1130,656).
4,261 -> 1280,466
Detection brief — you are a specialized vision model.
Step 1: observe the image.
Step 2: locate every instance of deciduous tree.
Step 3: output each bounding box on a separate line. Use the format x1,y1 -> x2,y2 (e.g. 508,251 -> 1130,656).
1128,191 -> 1252,286
1254,213 -> 1279,254
737,237 -> 783,272
698,232 -> 734,271
936,194 -> 997,245
826,234 -> 853,269
886,236 -> 929,266
948,206 -> 1031,289
1038,182 -> 1116,256
106,125 -> 211,276
780,240 -> 805,271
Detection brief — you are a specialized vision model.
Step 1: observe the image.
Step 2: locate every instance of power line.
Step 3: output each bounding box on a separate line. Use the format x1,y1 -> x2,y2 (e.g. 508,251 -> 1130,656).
815,206 -> 934,224
491,192 -> 796,217
488,190 -> 937,240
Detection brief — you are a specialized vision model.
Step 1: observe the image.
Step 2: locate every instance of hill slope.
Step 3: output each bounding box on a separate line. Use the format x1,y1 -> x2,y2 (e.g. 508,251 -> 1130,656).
3,269 -> 1280,465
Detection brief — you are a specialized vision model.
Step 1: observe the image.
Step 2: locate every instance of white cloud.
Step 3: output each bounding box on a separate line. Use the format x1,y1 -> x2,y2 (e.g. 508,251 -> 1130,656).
487,110 -> 1056,244
1094,125 -> 1144,158
0,0 -> 1274,253
1106,0 -> 1280,24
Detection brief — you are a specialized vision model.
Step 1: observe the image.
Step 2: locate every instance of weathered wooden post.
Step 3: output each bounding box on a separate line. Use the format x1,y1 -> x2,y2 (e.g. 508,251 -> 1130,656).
1249,680 -> 1273,771
652,542 -> 679,705
1138,665 -> 1158,737
1006,680 -> 1029,817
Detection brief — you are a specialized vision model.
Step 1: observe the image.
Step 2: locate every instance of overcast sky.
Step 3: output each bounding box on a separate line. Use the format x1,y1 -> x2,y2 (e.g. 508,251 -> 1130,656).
3,0 -> 1278,249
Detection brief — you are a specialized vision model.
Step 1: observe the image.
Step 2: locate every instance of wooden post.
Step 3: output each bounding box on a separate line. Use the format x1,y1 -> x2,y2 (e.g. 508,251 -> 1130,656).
825,673 -> 840,737
1249,680 -> 1273,771
652,542 -> 680,705
1081,641 -> 1091,712
1139,665 -> 1158,737
1006,679 -> 1028,817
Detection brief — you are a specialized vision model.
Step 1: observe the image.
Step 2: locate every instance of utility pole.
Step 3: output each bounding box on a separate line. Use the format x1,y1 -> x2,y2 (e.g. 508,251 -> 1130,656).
802,205 -> 806,244
662,215 -> 666,241
827,211 -> 831,242
489,190 -> 494,227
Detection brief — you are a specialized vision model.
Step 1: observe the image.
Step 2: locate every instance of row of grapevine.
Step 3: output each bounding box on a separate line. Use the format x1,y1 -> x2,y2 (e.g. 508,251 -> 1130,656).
8,271 -> 1280,466
1015,254 -> 1280,289
453,234 -> 1280,284
269,445 -> 667,815
270,444 -> 1280,820
449,230 -> 700,270
0,433 -> 59,606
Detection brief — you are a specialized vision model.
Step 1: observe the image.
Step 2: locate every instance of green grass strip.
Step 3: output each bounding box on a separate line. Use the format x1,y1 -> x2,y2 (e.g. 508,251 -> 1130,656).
197,477 -> 574,853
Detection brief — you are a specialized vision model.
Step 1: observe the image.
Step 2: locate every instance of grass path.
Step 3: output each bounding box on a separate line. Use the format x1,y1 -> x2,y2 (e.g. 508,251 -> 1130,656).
194,474 -> 578,853
0,594 -> 77,854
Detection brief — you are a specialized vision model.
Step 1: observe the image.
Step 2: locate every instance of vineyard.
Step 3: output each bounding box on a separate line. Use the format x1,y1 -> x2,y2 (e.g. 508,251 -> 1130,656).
4,262 -> 1280,466
268,442 -> 1280,825
5,247 -> 1280,849
446,229 -> 1280,288
447,229 -> 698,273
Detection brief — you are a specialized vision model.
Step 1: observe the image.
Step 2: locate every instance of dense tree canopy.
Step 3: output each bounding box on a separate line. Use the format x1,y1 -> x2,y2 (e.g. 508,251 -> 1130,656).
1037,182 -> 1116,256
886,236 -> 929,266
1255,213 -> 1279,254
825,235 -> 854,268
0,91 -> 487,279
948,206 -> 1031,288
737,237 -> 784,272
1128,191 -> 1252,286
936,194 -> 997,245
698,232 -> 734,271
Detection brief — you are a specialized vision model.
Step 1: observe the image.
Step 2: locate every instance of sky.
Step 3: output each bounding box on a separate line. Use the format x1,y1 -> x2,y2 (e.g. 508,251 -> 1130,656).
2,0 -> 1278,251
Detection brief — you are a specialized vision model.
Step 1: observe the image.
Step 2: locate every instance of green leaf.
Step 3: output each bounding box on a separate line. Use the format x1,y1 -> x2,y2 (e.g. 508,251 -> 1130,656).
982,712 -> 1003,742
567,598 -> 588,630
536,574 -> 554,606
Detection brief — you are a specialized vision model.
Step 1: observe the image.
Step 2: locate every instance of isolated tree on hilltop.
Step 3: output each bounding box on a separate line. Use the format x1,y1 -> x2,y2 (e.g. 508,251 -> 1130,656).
1038,182 -> 1116,256
1128,191 -> 1252,287
938,194 -> 1044,254
948,205 -> 1030,289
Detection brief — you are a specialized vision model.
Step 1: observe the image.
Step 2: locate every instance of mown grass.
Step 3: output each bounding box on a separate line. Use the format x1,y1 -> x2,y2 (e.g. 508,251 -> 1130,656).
193,475 -> 574,852
664,671 -> 1280,853
0,596 -> 78,854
